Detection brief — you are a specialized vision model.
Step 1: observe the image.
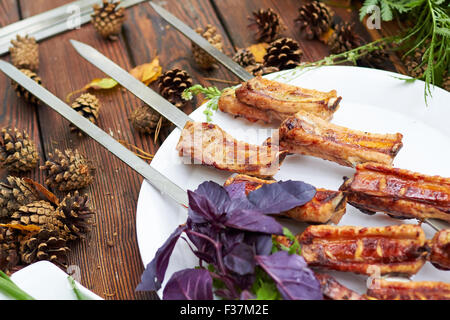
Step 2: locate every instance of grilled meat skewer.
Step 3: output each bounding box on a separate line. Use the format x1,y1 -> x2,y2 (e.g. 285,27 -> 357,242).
224,174 -> 347,224
429,229 -> 450,270
315,273 -> 368,300
340,163 -> 450,223
276,111 -> 403,168
367,279 -> 450,300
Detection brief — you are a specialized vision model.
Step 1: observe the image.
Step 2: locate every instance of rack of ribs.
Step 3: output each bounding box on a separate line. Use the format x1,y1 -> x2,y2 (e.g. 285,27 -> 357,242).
367,279 -> 450,300
428,229 -> 450,270
224,174 -> 347,224
297,224 -> 429,276
277,111 -> 403,167
176,121 -> 287,178
218,77 -> 341,124
340,163 -> 450,223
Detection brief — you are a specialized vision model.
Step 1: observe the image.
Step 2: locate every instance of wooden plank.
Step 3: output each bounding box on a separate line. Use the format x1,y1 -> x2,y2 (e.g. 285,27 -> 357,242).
0,0 -> 44,183
18,0 -> 154,300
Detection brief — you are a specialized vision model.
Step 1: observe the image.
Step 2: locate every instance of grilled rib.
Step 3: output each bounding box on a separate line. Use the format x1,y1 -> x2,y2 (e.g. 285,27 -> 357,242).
277,111 -> 403,167
176,121 -> 287,178
297,224 -> 429,276
224,174 -> 347,224
367,279 -> 450,300
340,163 -> 450,223
315,273 -> 367,300
429,229 -> 450,270
231,76 -> 341,123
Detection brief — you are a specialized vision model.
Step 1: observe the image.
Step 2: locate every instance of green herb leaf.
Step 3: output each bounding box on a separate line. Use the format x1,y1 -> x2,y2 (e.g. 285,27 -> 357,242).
0,271 -> 34,300
182,85 -> 225,122
68,276 -> 91,300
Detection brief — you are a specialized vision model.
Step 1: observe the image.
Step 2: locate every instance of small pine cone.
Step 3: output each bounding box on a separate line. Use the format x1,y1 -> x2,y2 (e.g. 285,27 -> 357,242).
9,35 -> 39,71
0,128 -> 39,172
130,105 -> 166,134
91,0 -> 126,40
248,8 -> 285,42
158,69 -> 193,108
232,49 -> 256,68
10,201 -> 69,238
70,93 -> 101,133
295,1 -> 334,40
40,149 -> 95,192
403,46 -> 427,79
263,37 -> 303,71
20,228 -> 69,266
327,22 -> 363,54
11,69 -> 43,105
57,191 -> 95,240
192,24 -> 224,69
0,176 -> 39,219
245,63 -> 279,76
0,226 -> 20,273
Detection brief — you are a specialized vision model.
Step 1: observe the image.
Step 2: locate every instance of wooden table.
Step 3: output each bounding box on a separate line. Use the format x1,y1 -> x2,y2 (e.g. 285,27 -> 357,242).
0,0 -> 405,300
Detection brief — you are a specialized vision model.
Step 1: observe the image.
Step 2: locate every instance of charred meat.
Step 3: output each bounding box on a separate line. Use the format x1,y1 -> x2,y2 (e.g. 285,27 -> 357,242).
340,163 -> 450,223
176,121 -> 287,178
278,111 -> 403,167
428,229 -> 450,270
315,273 -> 367,300
298,224 -> 429,276
367,279 -> 450,300
224,174 -> 347,224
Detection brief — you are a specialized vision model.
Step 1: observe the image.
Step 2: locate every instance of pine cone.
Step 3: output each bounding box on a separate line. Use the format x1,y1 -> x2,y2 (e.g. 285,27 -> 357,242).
70,93 -> 101,134
0,128 -> 39,172
0,226 -> 20,273
9,35 -> 39,71
20,228 -> 69,266
158,69 -> 193,108
245,63 -> 279,76
327,22 -> 363,54
91,0 -> 126,40
0,176 -> 39,219
248,8 -> 285,42
192,25 -> 224,69
130,105 -> 167,134
232,48 -> 256,68
57,191 -> 95,240
263,37 -> 303,71
295,1 -> 333,40
40,149 -> 95,192
11,69 -> 43,105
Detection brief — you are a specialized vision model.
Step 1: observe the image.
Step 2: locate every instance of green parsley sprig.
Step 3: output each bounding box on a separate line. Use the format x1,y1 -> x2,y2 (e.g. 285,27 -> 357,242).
0,271 -> 35,300
182,84 -> 224,122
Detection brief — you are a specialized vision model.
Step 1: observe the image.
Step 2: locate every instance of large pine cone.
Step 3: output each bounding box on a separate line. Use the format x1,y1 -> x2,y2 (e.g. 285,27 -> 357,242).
192,24 -> 224,69
0,226 -> 20,273
295,1 -> 334,40
232,48 -> 256,68
40,149 -> 95,192
0,176 -> 39,219
263,37 -> 303,71
91,0 -> 126,40
129,105 -> 166,134
158,69 -> 193,108
20,228 -> 69,266
248,8 -> 285,42
9,35 -> 39,71
327,22 -> 363,54
11,69 -> 43,105
245,63 -> 279,76
70,93 -> 101,134
57,191 -> 95,240
0,127 -> 39,172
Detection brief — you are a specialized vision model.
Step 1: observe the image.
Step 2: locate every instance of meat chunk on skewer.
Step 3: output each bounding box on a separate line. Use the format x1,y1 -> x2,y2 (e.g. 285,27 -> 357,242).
315,273 -> 367,300
277,111 -> 403,167
233,76 -> 341,122
297,224 -> 429,276
367,279 -> 450,300
224,174 -> 347,224
340,163 -> 450,223
429,229 -> 450,270
176,121 -> 287,178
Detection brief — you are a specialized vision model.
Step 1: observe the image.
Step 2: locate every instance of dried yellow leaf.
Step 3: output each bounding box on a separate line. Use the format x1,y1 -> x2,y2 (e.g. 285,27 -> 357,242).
0,223 -> 41,233
247,43 -> 269,63
129,57 -> 162,85
85,78 -> 119,90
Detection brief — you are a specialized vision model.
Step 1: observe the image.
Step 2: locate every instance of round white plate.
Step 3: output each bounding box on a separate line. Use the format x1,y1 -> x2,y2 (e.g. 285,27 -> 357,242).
136,66 -> 450,297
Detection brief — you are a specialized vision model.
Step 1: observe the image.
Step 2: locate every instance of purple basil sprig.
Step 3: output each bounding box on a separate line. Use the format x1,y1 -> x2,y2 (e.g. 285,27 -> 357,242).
137,180 -> 320,300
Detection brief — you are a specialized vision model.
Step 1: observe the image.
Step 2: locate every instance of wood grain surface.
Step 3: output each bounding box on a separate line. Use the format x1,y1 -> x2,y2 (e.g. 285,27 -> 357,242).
0,0 -> 410,300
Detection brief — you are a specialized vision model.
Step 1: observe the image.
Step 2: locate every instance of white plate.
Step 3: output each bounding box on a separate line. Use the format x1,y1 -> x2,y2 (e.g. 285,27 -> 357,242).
136,66 -> 450,297
0,261 -> 102,300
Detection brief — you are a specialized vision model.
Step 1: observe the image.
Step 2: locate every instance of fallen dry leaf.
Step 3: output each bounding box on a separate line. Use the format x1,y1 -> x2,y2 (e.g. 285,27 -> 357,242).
247,43 -> 269,63
129,57 -> 162,85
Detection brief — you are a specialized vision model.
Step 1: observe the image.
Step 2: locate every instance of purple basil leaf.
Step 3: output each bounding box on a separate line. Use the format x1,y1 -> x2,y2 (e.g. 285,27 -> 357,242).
240,290 -> 256,300
245,233 -> 273,256
187,190 -> 219,224
136,224 -> 186,291
255,251 -> 322,300
162,268 -> 213,300
195,181 -> 230,212
248,180 -> 316,215
224,182 -> 247,199
225,209 -> 283,235
223,243 -> 255,275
